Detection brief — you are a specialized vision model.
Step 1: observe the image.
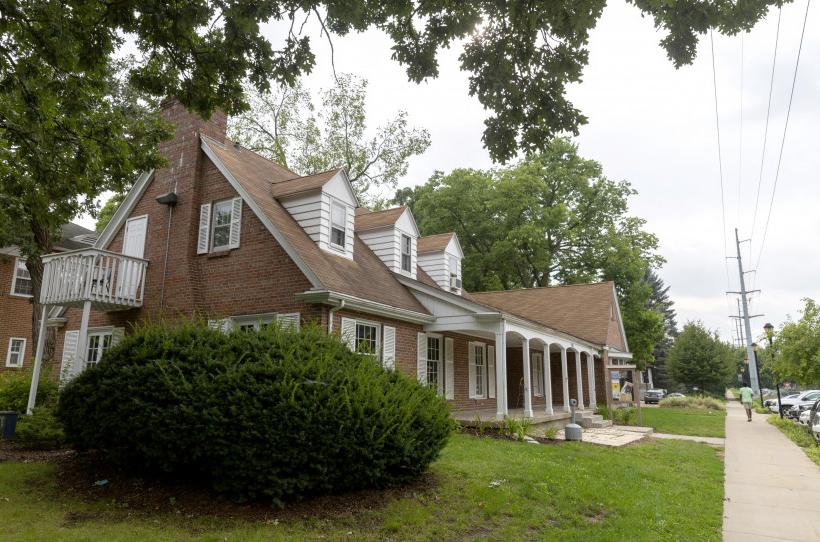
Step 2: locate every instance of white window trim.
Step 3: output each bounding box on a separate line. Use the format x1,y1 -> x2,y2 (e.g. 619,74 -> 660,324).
401,234 -> 412,273
5,337 -> 26,368
210,198 -> 235,252
426,332 -> 444,396
532,352 -> 544,397
470,341 -> 488,400
85,326 -> 115,367
329,199 -> 347,251
232,312 -> 277,331
10,257 -> 33,298
354,318 -> 381,359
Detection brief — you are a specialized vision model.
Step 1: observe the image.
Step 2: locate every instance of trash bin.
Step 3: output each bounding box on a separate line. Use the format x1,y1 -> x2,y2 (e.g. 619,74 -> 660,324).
0,411 -> 18,440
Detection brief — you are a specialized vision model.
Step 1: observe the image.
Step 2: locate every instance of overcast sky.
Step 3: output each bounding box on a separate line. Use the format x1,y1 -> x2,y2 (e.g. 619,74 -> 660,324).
78,1 -> 820,342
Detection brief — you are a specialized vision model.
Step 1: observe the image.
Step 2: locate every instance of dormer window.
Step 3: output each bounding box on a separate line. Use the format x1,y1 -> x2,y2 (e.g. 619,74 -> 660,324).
449,254 -> 461,291
401,234 -> 412,272
330,201 -> 347,249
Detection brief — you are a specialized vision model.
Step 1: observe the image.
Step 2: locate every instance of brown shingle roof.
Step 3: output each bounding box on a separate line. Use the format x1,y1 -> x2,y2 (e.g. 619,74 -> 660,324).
470,282 -> 621,347
417,232 -> 454,253
355,207 -> 406,231
203,137 -> 429,316
269,169 -> 342,198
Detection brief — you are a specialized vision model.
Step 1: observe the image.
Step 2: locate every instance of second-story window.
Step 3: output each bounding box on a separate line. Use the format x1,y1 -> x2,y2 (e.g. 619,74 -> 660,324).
401,234 -> 412,272
330,201 -> 346,248
212,199 -> 234,250
11,258 -> 33,297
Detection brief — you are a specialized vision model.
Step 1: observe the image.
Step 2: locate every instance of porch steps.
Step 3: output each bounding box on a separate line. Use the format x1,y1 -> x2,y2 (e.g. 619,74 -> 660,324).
578,411 -> 612,429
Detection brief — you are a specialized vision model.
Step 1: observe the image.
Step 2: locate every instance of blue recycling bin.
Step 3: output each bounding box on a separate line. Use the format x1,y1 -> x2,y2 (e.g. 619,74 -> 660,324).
0,411 -> 18,440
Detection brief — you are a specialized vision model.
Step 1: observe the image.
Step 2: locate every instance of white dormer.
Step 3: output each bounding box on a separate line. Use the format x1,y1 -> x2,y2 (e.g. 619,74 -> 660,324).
275,169 -> 356,260
418,233 -> 464,295
356,206 -> 419,279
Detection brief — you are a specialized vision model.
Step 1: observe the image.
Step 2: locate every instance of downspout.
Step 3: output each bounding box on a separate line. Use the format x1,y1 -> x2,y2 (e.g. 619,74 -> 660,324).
327,299 -> 345,334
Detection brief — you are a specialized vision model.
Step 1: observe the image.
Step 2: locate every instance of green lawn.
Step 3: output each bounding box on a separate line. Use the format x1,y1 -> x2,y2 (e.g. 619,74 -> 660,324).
0,433 -> 724,541
634,407 -> 727,438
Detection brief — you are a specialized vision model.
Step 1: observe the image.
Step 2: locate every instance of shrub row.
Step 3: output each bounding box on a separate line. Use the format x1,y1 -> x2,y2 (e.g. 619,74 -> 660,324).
659,395 -> 725,411
57,322 -> 455,504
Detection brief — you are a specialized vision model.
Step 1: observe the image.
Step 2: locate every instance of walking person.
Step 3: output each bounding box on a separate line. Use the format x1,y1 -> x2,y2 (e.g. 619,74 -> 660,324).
739,382 -> 754,422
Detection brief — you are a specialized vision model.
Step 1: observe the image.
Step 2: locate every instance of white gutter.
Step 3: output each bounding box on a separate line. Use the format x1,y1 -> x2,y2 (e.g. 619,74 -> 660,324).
327,299 -> 345,334
297,290 -> 435,325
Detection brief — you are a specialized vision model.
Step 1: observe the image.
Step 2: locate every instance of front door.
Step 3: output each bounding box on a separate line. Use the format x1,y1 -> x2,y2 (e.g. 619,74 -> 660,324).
119,215 -> 147,297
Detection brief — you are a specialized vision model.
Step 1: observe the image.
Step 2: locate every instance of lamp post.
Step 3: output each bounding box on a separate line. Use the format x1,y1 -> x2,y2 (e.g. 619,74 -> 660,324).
764,322 -> 783,419
751,342 -> 764,408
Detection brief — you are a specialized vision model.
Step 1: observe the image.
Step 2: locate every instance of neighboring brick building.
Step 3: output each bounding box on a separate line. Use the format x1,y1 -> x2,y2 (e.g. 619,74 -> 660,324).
0,224 -> 95,373
30,101 -> 632,423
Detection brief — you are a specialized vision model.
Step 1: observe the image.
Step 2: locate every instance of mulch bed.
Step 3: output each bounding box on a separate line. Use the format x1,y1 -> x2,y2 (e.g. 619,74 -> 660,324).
458,426 -> 564,445
0,441 -> 440,523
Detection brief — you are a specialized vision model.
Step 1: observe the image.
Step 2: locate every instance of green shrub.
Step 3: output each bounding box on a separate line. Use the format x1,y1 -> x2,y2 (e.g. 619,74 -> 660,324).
56,322 -> 454,504
659,395 -> 725,411
544,427 -> 559,440
612,407 -> 636,426
14,406 -> 65,449
0,369 -> 59,412
596,405 -> 611,420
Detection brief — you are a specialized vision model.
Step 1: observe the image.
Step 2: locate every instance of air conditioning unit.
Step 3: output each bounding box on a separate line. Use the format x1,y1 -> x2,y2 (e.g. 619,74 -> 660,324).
450,275 -> 462,290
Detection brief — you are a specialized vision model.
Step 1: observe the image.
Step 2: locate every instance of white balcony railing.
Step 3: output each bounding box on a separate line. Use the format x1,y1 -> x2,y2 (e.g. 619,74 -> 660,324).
40,248 -> 147,310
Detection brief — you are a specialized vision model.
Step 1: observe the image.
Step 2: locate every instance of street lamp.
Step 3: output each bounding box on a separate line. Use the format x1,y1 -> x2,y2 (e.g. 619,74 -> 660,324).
764,322 -> 783,419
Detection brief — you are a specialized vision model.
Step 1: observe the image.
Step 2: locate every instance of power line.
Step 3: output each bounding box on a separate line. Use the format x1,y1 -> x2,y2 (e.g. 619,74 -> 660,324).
755,0 -> 811,273
737,31 -> 744,227
750,7 -> 782,243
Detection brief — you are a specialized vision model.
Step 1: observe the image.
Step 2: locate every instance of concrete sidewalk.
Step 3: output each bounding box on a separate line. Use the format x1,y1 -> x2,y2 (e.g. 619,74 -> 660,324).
723,401 -> 820,541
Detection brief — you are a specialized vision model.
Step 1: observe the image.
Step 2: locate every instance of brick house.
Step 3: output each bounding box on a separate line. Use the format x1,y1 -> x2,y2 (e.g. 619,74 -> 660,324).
0,223 -> 95,372
27,100 -> 633,424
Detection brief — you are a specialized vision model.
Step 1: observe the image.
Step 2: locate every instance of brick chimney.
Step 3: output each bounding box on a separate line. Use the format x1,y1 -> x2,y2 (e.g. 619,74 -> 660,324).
144,99 -> 229,318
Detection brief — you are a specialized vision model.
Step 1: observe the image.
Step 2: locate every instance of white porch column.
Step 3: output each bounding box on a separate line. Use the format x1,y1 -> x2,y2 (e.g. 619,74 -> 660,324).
587,352 -> 596,408
543,344 -> 553,415
25,306 -> 50,415
521,337 -> 533,418
74,300 -> 92,377
575,349 -> 585,409
494,326 -> 507,419
560,347 -> 570,412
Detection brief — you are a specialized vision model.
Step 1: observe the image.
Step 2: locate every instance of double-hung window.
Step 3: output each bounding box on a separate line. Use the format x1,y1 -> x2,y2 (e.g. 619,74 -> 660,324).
5,338 -> 26,368
401,234 -> 412,272
355,322 -> 379,357
11,258 -> 32,297
532,353 -> 544,396
473,343 -> 485,398
449,255 -> 461,291
211,199 -> 234,251
86,331 -> 113,367
330,202 -> 347,249
427,336 -> 442,393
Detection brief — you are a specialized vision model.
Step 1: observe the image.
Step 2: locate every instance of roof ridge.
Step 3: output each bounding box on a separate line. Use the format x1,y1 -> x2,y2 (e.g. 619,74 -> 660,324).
278,167 -> 342,184
471,281 -> 613,295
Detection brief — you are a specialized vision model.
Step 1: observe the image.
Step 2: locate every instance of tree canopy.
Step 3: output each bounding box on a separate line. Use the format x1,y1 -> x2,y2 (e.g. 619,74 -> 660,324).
771,298 -> 820,386
667,322 -> 735,393
397,139 -> 664,361
229,74 -> 430,203
644,269 -> 678,389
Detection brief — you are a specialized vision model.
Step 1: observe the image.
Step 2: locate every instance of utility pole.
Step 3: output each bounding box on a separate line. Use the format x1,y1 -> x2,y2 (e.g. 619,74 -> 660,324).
730,228 -> 761,395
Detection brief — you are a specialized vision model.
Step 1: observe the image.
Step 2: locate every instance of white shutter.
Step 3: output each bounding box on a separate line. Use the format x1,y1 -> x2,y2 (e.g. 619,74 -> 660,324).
340,317 -> 356,350
276,313 -> 300,331
468,343 -> 477,399
444,337 -> 454,400
488,345 -> 496,399
208,318 -> 232,332
382,326 -> 396,370
417,332 -> 427,384
229,196 -> 242,248
197,203 -> 211,254
59,330 -> 79,381
111,327 -> 125,346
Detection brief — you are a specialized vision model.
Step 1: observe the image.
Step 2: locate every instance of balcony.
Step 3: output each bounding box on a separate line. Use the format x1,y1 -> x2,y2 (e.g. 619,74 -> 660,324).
41,248 -> 148,311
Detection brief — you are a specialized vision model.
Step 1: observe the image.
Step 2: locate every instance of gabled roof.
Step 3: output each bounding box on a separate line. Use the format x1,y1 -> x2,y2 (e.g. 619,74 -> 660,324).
202,137 -> 430,316
418,232 -> 455,253
269,169 -> 343,198
355,206 -> 407,231
1,222 -> 96,256
470,282 -> 625,349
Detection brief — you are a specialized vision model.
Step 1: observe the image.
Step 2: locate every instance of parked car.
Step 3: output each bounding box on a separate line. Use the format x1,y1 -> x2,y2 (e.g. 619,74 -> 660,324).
810,401 -> 820,444
644,389 -> 665,404
798,408 -> 812,426
764,393 -> 799,408
777,390 -> 820,418
666,392 -> 686,398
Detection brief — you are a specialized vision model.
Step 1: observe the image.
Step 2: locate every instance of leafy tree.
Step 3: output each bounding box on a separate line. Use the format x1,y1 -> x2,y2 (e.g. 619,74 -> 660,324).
401,139 -> 664,361
667,322 -> 735,393
644,269 -> 678,389
95,193 -> 128,233
771,299 -> 820,386
229,74 -> 430,203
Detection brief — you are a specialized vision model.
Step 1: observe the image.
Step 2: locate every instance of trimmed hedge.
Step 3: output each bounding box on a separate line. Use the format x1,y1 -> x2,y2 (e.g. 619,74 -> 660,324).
659,395 -> 725,411
56,322 -> 454,503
